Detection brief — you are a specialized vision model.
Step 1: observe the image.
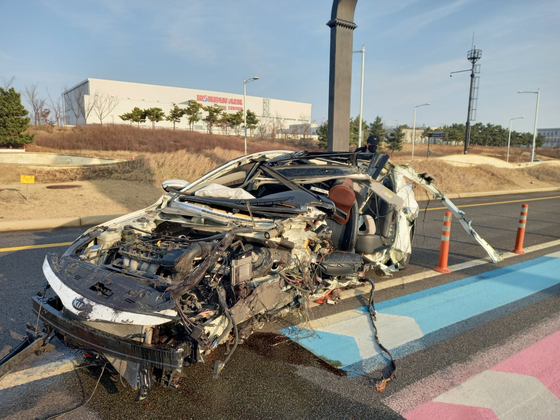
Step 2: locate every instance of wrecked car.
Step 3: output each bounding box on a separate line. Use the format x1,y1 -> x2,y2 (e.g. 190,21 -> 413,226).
28,150 -> 501,399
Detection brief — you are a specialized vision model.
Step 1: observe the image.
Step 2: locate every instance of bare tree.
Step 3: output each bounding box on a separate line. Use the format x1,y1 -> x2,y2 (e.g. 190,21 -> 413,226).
65,96 -> 80,125
92,91 -> 120,125
38,108 -> 55,126
24,84 -> 47,125
299,114 -> 311,142
80,90 -> 96,125
269,113 -> 284,140
46,88 -> 62,126
63,82 -> 95,125
257,119 -> 271,139
2,76 -> 15,89
287,124 -> 298,139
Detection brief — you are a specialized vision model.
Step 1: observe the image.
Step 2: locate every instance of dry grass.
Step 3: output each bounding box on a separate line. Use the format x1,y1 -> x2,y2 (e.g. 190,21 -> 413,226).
11,125 -> 299,185
404,160 -> 523,194
126,148 -> 243,184
520,164 -> 560,183
0,147 -> 243,185
388,142 -> 560,194
28,125 -> 298,154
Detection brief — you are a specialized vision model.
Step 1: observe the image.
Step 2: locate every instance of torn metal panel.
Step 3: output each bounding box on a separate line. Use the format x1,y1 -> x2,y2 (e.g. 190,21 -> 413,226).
391,164 -> 503,263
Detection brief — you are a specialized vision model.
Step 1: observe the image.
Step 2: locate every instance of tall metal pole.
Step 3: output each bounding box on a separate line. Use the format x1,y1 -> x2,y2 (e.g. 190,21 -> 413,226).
353,44 -> 365,147
464,62 -> 475,154
243,76 -> 259,155
464,46 -> 481,154
412,107 -> 417,160
507,116 -> 524,163
62,91 -> 65,127
531,89 -> 540,162
243,81 -> 247,155
518,89 -> 541,162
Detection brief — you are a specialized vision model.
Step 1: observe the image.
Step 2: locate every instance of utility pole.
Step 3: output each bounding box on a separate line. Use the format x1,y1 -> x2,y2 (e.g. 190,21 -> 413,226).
450,45 -> 482,154
518,89 -> 541,162
464,46 -> 482,154
353,44 -> 365,147
243,77 -> 259,155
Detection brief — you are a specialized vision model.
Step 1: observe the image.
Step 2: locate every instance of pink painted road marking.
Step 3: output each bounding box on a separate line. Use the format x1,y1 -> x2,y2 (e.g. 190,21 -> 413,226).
490,329 -> 560,399
405,401 -> 498,420
399,330 -> 560,419
430,371 -> 560,419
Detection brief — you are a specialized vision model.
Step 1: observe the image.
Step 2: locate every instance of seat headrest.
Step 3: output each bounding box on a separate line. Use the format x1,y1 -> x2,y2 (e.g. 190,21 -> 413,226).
328,178 -> 355,225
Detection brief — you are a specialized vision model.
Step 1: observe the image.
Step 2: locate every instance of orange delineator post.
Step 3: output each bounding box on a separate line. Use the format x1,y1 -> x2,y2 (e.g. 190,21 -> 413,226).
513,204 -> 529,254
435,211 -> 452,273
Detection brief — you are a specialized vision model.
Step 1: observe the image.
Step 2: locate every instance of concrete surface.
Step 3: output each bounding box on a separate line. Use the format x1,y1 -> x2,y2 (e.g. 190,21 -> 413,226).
0,152 -> 124,167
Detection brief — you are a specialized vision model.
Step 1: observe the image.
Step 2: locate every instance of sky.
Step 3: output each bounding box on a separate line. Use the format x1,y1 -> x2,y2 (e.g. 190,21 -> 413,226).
1,0 -> 559,133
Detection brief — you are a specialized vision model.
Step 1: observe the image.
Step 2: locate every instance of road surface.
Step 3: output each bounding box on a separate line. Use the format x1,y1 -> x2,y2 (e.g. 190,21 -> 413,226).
0,191 -> 559,419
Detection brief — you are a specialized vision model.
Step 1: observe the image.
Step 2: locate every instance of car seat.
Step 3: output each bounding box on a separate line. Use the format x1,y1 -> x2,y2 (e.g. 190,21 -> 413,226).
326,178 -> 359,252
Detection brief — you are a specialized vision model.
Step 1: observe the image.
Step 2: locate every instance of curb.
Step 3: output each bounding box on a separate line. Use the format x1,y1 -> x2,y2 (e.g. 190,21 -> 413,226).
0,214 -> 124,232
1,187 -> 560,233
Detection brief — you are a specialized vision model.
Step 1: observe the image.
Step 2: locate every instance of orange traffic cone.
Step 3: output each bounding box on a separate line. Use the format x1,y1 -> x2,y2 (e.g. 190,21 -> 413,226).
513,204 -> 528,254
435,211 -> 452,273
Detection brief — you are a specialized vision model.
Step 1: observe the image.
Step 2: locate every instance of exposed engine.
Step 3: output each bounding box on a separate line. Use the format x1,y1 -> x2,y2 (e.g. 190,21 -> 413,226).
46,210 -> 365,378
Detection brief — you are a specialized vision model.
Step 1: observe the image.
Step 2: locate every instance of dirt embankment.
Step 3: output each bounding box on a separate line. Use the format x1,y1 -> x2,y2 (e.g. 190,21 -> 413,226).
406,154 -> 560,196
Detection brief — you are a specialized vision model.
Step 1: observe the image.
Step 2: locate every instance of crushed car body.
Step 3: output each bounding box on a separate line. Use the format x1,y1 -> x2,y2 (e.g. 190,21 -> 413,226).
30,150 -> 502,399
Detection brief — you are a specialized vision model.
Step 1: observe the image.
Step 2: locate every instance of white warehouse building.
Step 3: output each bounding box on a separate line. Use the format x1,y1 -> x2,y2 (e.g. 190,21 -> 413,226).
537,128 -> 560,148
62,78 -> 313,136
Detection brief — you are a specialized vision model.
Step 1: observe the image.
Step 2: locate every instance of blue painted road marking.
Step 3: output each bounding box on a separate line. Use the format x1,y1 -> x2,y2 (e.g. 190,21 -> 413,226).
281,251 -> 560,376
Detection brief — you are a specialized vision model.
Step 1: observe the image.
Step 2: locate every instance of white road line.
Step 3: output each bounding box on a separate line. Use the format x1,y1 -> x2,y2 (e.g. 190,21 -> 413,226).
0,354 -> 82,390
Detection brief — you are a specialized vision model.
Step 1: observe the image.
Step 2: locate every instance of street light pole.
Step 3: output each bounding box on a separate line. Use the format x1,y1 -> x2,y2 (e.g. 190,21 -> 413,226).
518,89 -> 540,162
243,76 -> 259,155
61,91 -> 66,127
353,45 -> 365,147
412,103 -> 430,160
507,116 -> 524,163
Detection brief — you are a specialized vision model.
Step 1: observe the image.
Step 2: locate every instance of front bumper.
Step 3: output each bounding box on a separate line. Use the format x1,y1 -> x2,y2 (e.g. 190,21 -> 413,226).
32,295 -> 190,372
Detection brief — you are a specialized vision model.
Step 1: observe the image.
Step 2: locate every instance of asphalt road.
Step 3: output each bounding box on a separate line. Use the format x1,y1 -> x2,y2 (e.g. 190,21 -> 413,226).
1,191 -> 559,419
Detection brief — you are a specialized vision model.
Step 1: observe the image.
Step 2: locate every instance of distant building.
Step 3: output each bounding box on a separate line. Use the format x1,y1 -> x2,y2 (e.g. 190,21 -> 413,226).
385,127 -> 461,146
277,123 -> 319,140
62,78 -> 312,136
537,128 -> 560,148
